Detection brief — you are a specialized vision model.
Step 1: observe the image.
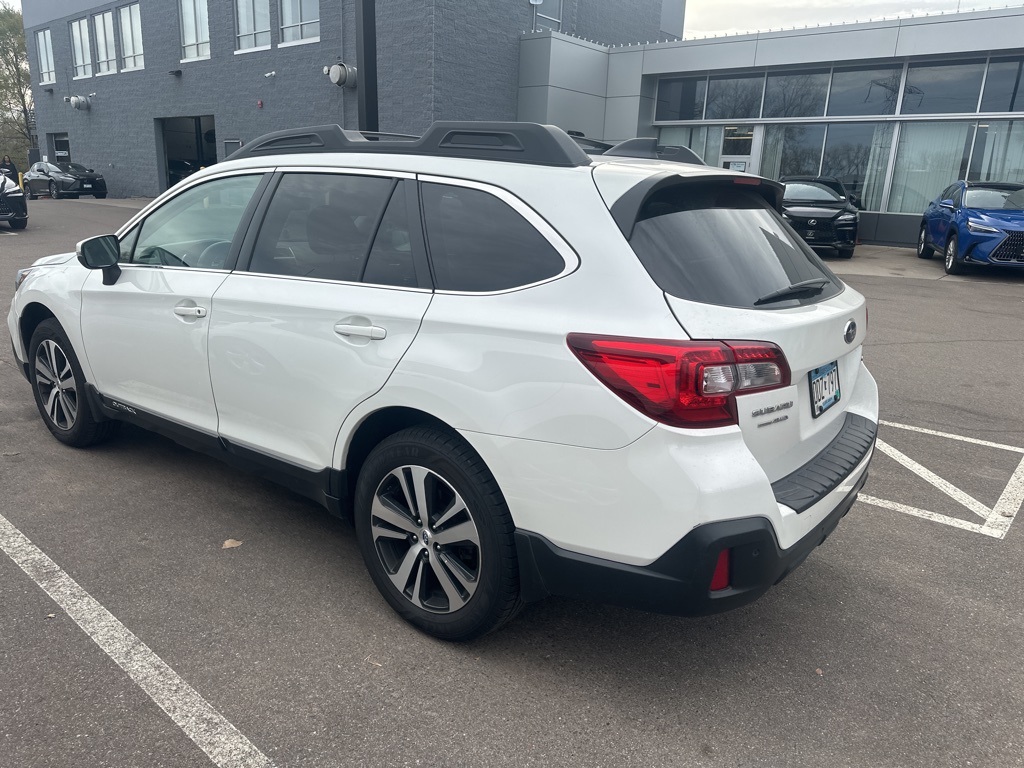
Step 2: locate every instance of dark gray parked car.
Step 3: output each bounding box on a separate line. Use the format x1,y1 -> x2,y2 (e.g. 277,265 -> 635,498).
23,162 -> 107,200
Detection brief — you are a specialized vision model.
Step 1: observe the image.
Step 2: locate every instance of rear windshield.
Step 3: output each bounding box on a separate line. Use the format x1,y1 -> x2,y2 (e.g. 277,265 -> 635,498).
628,184 -> 842,309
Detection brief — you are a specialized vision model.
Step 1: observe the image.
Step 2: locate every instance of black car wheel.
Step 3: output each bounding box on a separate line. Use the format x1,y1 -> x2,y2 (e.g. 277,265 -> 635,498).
28,319 -> 118,447
48,181 -> 60,200
838,247 -> 855,259
917,224 -> 934,259
355,426 -> 522,641
944,233 -> 967,276
94,193 -> 107,199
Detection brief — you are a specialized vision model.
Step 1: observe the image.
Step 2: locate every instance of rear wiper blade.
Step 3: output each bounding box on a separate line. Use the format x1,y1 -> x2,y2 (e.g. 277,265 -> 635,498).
754,278 -> 831,306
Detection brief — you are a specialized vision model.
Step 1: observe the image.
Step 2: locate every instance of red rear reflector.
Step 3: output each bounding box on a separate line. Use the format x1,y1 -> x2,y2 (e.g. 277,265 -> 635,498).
710,549 -> 731,591
567,334 -> 790,429
733,177 -> 762,186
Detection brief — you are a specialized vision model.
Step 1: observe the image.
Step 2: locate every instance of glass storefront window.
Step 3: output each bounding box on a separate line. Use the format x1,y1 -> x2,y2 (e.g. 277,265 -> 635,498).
721,125 -> 753,156
827,65 -> 902,116
762,70 -> 829,118
656,77 -> 707,121
658,126 -> 708,159
969,121 -> 1024,181
981,57 -> 1024,113
761,124 -> 826,179
901,60 -> 985,114
704,126 -> 724,168
887,122 -> 974,213
704,74 -> 763,120
821,123 -> 894,211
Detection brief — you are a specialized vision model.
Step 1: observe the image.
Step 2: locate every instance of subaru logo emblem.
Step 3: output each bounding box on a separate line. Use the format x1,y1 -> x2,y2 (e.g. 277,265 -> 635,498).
808,219 -> 817,227
844,320 -> 857,344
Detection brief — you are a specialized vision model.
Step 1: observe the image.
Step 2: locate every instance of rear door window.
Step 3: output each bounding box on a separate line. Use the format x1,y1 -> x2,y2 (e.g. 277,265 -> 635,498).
628,184 -> 842,309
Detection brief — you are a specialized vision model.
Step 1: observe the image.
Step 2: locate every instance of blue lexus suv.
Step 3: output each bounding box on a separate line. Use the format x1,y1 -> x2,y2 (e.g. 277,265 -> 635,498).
918,180 -> 1024,275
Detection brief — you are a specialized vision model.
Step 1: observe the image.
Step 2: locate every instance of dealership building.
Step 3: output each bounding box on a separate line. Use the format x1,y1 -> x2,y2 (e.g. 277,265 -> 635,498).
22,2 -> 1024,245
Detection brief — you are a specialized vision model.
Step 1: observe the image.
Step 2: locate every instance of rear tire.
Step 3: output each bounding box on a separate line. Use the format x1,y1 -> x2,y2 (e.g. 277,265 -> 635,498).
354,426 -> 522,641
917,224 -> 934,259
944,233 -> 967,275
94,193 -> 107,199
28,319 -> 118,447
48,181 -> 60,200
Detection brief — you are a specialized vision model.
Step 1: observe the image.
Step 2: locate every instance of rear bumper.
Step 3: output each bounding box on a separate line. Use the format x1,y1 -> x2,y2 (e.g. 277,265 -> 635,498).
516,466 -> 868,615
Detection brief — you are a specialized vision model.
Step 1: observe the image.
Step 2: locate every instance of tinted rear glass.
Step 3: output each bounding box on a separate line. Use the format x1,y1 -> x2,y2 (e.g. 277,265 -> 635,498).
628,185 -> 842,309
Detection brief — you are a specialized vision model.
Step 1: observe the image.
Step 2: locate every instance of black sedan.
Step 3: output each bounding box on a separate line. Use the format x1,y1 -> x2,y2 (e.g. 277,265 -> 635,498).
23,161 -> 107,200
781,179 -> 859,259
0,168 -> 28,229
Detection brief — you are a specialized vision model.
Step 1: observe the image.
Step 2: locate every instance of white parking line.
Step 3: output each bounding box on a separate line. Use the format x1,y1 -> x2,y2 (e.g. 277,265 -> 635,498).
0,513 -> 276,768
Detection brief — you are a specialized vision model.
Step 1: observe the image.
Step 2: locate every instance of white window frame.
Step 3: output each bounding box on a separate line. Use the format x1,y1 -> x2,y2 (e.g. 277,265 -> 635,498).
279,0 -> 319,44
36,29 -> 55,84
179,0 -> 211,62
93,11 -> 117,75
535,0 -> 562,32
70,18 -> 93,79
119,4 -> 145,70
235,0 -> 272,51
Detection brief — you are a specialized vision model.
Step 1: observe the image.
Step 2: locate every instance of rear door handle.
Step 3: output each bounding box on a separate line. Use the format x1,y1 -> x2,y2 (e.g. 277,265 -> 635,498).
334,323 -> 386,340
174,306 -> 207,318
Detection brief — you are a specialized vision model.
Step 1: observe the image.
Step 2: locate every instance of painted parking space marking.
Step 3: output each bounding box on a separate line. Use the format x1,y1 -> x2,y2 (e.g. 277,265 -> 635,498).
859,421 -> 1024,539
0,512 -> 276,768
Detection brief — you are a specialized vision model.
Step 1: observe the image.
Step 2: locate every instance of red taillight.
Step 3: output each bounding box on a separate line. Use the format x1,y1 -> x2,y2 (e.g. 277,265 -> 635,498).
710,549 -> 731,591
567,334 -> 791,429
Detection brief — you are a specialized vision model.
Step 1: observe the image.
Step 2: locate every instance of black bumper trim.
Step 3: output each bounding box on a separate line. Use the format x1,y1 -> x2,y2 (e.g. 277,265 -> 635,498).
771,412 -> 877,513
515,467 -> 868,616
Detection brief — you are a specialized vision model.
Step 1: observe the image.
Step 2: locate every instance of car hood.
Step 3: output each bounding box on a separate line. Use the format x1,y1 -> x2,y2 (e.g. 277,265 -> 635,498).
65,171 -> 104,180
0,174 -> 19,194
782,202 -> 850,219
967,209 -> 1024,229
32,251 -> 77,267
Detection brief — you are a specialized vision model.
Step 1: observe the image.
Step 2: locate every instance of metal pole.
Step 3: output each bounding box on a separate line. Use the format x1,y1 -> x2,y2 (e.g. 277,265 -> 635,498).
355,0 -> 379,132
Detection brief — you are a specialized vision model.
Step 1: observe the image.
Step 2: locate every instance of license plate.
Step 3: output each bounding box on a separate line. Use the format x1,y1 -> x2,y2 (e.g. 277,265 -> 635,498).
809,361 -> 841,418
82,183 -> 91,188
804,231 -> 815,239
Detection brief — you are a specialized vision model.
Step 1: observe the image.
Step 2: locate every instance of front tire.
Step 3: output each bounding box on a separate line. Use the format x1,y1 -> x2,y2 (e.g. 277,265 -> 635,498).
28,319 -> 118,447
944,233 -> 967,275
48,181 -> 60,200
94,193 -> 107,199
837,247 -> 855,259
917,224 -> 934,259
354,427 -> 521,641
10,218 -> 27,230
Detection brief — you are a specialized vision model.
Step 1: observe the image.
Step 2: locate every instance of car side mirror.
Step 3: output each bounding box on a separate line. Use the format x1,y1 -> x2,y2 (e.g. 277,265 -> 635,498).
849,194 -> 862,209
88,168 -> 94,173
939,198 -> 955,209
77,234 -> 122,285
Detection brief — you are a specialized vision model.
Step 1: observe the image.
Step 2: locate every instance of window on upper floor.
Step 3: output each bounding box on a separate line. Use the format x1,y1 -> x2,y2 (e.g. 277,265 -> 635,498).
36,29 -> 55,84
236,0 -> 271,50
901,60 -> 986,115
827,65 -> 902,117
280,0 -> 319,43
93,11 -> 116,74
180,0 -> 211,60
981,57 -> 1024,113
70,18 -> 92,78
535,0 -> 562,31
119,4 -> 144,70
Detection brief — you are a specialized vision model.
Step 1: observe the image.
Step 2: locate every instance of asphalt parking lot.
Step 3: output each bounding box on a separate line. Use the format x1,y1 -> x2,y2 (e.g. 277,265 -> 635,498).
2,199 -> 1023,768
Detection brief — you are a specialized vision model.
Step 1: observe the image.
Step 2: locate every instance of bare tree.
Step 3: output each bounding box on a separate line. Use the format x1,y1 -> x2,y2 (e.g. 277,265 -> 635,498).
0,1 -> 33,167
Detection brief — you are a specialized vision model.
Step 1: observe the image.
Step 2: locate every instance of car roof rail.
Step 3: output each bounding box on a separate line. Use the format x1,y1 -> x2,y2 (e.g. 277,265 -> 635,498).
602,137 -> 706,166
226,121 -> 592,167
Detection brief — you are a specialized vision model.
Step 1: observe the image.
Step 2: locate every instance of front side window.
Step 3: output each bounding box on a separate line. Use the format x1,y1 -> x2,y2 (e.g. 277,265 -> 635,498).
280,0 -> 319,43
36,30 -> 55,83
236,0 -> 271,50
93,11 -> 116,74
125,175 -> 263,267
627,184 -> 841,310
119,4 -> 144,70
248,173 -> 394,282
180,0 -> 211,60
70,18 -> 92,78
421,183 -> 565,292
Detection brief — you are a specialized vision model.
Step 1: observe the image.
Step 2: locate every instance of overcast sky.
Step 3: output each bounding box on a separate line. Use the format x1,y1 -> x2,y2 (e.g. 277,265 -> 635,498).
684,0 -> 1023,37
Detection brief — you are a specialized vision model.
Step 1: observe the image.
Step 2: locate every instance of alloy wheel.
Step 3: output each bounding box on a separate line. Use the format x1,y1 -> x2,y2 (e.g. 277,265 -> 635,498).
49,181 -> 59,199
370,465 -> 481,614
34,339 -> 78,430
918,228 -> 926,255
945,238 -> 956,270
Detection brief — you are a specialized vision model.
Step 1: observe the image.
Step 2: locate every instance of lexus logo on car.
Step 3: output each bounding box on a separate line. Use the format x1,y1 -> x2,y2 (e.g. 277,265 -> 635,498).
844,320 -> 857,344
808,219 -> 817,227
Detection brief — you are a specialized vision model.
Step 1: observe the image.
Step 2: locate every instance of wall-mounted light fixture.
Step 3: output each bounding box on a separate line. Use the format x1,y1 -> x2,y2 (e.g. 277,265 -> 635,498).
168,69 -> 182,77
323,63 -> 357,88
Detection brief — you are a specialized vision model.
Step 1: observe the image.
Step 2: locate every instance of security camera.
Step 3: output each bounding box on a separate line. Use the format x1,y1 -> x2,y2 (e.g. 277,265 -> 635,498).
263,71 -> 276,78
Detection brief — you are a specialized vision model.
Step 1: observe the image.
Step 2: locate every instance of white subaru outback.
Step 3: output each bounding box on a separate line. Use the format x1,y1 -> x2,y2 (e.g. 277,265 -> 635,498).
7,123 -> 877,640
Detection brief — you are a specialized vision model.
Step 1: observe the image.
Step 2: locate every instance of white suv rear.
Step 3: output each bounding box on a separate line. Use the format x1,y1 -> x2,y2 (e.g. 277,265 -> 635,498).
7,123 -> 877,640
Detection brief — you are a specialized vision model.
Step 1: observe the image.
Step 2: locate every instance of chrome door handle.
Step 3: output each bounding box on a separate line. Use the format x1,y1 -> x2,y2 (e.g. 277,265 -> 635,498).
334,323 -> 386,340
174,306 -> 207,318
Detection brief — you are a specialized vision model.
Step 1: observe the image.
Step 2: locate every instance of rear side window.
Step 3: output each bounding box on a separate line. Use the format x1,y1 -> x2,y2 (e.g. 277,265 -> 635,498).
628,185 -> 841,309
421,183 -> 564,292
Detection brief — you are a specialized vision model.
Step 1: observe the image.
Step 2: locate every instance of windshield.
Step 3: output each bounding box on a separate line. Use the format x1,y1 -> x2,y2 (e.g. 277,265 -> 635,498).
628,184 -> 841,309
783,181 -> 843,202
56,163 -> 90,174
964,186 -> 1024,210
